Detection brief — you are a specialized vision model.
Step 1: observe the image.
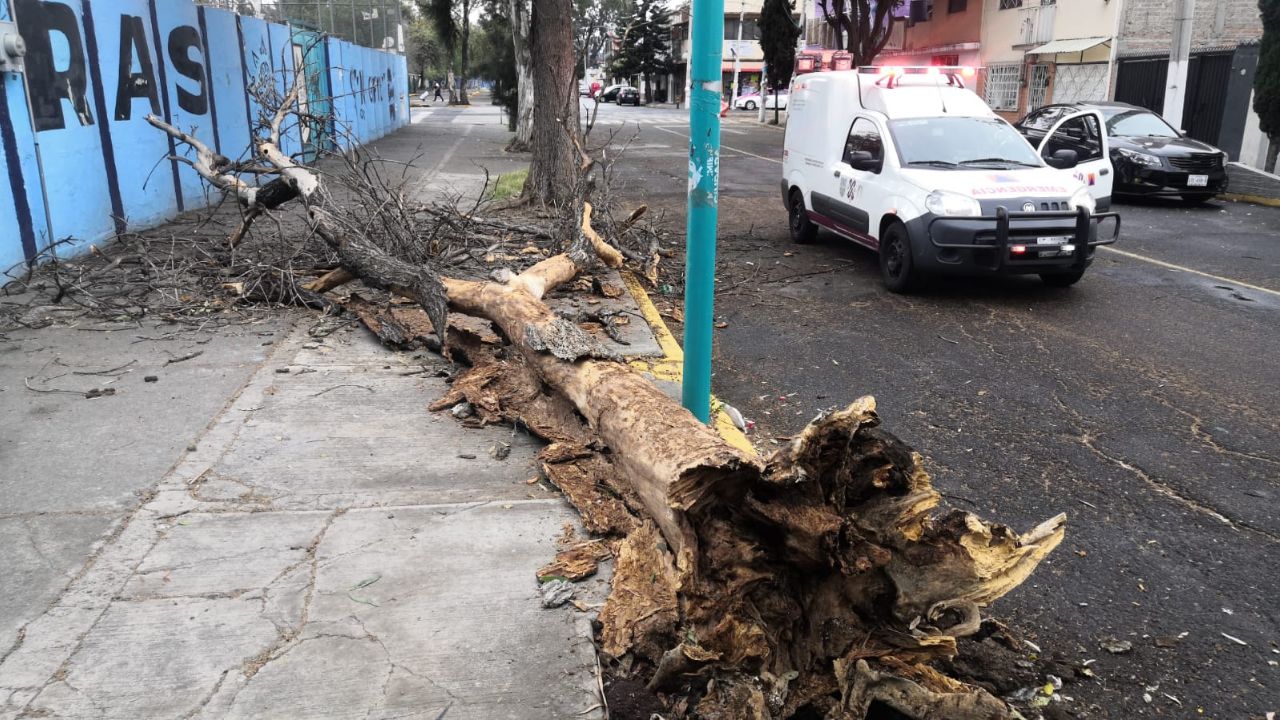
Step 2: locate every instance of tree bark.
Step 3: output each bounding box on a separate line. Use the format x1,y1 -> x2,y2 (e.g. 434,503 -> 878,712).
149,91 -> 1067,719
522,0 -> 578,206
508,0 -> 535,151
457,0 -> 472,105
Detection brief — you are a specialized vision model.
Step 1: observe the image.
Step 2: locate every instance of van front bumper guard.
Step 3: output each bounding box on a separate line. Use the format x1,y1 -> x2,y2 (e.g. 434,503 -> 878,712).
927,206 -> 1121,271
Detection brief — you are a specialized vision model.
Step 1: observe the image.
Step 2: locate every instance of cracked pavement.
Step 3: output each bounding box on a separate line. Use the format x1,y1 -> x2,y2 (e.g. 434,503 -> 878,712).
1,321 -> 608,719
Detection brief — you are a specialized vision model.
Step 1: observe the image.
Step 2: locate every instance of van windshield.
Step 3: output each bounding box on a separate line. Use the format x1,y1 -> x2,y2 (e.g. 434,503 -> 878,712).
889,117 -> 1043,169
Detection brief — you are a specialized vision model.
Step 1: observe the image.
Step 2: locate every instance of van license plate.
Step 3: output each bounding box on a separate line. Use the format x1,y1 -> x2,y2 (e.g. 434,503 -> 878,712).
1036,236 -> 1069,245
1187,174 -> 1209,187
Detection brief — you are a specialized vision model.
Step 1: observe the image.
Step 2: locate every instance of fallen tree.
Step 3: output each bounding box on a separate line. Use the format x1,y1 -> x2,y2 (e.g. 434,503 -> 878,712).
143,80 -> 1066,719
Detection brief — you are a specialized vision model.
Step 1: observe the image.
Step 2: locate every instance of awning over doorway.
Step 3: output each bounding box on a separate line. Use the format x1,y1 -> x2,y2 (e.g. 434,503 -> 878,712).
1027,37 -> 1110,55
722,62 -> 764,73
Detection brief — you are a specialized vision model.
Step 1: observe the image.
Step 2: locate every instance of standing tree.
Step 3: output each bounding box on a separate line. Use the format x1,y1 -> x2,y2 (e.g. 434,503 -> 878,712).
758,0 -> 800,125
816,0 -> 903,66
420,0 -> 474,104
610,0 -> 674,103
576,0 -> 628,80
475,2 -> 520,131
407,19 -> 445,90
522,0 -> 579,206
1258,0 -> 1280,172
507,0 -> 535,150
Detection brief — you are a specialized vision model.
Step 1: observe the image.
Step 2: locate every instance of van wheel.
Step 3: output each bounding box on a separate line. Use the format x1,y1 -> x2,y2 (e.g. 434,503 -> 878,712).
1039,269 -> 1086,287
879,222 -> 919,293
788,191 -> 817,244
745,100 -> 757,110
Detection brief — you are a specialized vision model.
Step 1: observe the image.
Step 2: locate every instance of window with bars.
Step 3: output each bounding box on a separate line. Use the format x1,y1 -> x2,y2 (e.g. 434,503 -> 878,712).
983,64 -> 1022,111
999,0 -> 1023,9
1027,64 -> 1050,110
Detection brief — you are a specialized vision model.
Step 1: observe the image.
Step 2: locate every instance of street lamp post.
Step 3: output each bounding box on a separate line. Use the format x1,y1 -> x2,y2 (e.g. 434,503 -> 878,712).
682,0 -> 725,423
731,0 -> 744,103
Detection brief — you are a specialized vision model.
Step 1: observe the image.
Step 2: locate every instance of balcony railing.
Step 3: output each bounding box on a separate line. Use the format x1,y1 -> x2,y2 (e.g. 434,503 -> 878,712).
1018,3 -> 1056,46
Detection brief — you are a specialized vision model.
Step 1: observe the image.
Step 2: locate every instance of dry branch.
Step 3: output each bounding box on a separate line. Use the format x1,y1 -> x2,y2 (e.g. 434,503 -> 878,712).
143,98 -> 1066,720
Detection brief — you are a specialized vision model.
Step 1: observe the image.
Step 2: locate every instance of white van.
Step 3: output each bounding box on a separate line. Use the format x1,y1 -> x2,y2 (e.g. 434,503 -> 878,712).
781,67 -> 1120,291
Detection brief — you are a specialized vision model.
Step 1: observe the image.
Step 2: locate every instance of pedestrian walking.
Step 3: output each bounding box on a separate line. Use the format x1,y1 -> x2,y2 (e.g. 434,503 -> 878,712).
433,82 -> 444,103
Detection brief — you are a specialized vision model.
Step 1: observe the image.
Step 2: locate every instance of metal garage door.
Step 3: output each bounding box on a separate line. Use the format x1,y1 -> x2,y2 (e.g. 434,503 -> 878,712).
1052,63 -> 1109,104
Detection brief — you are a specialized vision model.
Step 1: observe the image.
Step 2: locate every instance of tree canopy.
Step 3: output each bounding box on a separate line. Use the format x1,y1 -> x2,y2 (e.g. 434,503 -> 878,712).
610,0 -> 675,100
758,0 -> 800,92
1256,0 -> 1280,144
816,0 -> 903,66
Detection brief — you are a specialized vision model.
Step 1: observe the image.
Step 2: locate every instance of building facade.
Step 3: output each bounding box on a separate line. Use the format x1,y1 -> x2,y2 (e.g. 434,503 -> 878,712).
1113,0 -> 1267,166
977,0 -> 1121,121
671,0 -> 767,106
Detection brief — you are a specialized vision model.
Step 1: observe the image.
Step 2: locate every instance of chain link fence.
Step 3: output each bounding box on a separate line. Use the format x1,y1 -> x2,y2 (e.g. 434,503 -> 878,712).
193,0 -> 406,50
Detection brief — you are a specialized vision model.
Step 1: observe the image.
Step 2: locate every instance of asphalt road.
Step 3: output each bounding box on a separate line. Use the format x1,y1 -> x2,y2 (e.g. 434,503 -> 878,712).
595,101 -> 1280,718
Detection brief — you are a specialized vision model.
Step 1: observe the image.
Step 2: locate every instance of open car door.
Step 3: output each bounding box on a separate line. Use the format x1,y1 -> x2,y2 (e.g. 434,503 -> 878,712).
1038,109 -> 1114,210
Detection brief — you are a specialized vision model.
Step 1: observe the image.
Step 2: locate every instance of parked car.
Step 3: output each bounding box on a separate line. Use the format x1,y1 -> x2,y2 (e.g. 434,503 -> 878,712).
734,91 -> 789,110
598,84 -> 629,103
1015,101 -> 1229,205
782,68 -> 1119,292
617,87 -> 641,106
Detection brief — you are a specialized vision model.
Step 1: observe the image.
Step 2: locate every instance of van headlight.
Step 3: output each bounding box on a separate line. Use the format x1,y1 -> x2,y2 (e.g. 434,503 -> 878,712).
1068,187 -> 1096,214
925,190 -> 981,217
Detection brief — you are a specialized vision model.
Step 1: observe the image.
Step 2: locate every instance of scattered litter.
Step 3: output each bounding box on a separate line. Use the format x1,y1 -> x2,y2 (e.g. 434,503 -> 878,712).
347,574 -> 381,607
540,579 -> 575,608
1024,639 -> 1042,653
1077,499 -> 1098,509
1163,692 -> 1182,707
1222,607 -> 1234,615
83,388 -> 116,399
714,321 -> 729,329
1220,632 -> 1249,646
451,401 -> 474,419
457,453 -> 477,460
490,442 -> 511,461
164,350 -> 204,366
1100,638 -> 1132,654
722,403 -> 746,431
274,367 -> 291,374
144,375 -> 158,383
937,335 -> 960,345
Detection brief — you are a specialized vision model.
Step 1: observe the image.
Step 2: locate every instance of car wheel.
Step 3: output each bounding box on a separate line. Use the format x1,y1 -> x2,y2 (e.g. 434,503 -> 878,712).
1180,193 -> 1215,205
1039,269 -> 1086,287
788,190 -> 817,245
879,222 -> 919,293
745,100 -> 757,110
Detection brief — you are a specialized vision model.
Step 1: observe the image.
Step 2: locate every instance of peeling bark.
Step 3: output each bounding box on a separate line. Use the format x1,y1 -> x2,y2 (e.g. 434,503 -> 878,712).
149,99 -> 1066,720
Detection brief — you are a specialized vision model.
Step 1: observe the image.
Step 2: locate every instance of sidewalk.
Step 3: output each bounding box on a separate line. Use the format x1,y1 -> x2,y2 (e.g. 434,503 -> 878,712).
0,105 -> 624,719
1225,161 -> 1280,207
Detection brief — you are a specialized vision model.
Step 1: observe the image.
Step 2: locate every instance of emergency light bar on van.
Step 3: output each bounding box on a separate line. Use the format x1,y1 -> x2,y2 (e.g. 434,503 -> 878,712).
856,65 -> 978,89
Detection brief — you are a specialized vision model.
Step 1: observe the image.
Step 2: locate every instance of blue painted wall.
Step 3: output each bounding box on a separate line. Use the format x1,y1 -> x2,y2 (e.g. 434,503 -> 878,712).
0,0 -> 409,272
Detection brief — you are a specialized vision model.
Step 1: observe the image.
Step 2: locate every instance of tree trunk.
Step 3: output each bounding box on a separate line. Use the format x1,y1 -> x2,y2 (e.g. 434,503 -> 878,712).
446,69 -> 458,103
522,0 -> 578,206
457,0 -> 471,105
1267,133 -> 1278,173
508,0 -> 535,151
148,88 -> 1068,719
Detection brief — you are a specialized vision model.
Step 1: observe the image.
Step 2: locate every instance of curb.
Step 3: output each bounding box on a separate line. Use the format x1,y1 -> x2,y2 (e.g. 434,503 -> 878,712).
1221,193 -> 1280,208
621,271 -> 757,457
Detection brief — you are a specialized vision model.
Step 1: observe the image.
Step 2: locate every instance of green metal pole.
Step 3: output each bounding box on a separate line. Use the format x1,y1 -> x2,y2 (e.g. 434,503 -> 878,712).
681,0 -> 724,423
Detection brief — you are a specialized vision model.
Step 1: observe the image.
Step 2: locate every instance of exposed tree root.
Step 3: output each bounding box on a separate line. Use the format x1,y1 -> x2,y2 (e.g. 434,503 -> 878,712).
147,95 -> 1066,720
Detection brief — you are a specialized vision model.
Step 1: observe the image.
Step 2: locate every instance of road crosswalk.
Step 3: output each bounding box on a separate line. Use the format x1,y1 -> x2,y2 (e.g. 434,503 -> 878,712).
411,101 -> 778,130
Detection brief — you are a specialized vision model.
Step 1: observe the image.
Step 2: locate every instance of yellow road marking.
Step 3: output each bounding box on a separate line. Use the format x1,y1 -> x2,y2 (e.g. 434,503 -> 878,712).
621,271 -> 757,456
1221,192 -> 1280,208
1099,246 -> 1280,298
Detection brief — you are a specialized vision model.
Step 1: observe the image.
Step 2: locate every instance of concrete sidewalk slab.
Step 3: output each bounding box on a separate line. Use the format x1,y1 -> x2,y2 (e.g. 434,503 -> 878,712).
0,322 -> 607,720
0,317 -> 290,665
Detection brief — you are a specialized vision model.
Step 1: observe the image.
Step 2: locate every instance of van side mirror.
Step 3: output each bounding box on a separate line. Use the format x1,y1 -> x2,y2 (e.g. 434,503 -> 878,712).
1045,149 -> 1078,169
846,150 -> 879,172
